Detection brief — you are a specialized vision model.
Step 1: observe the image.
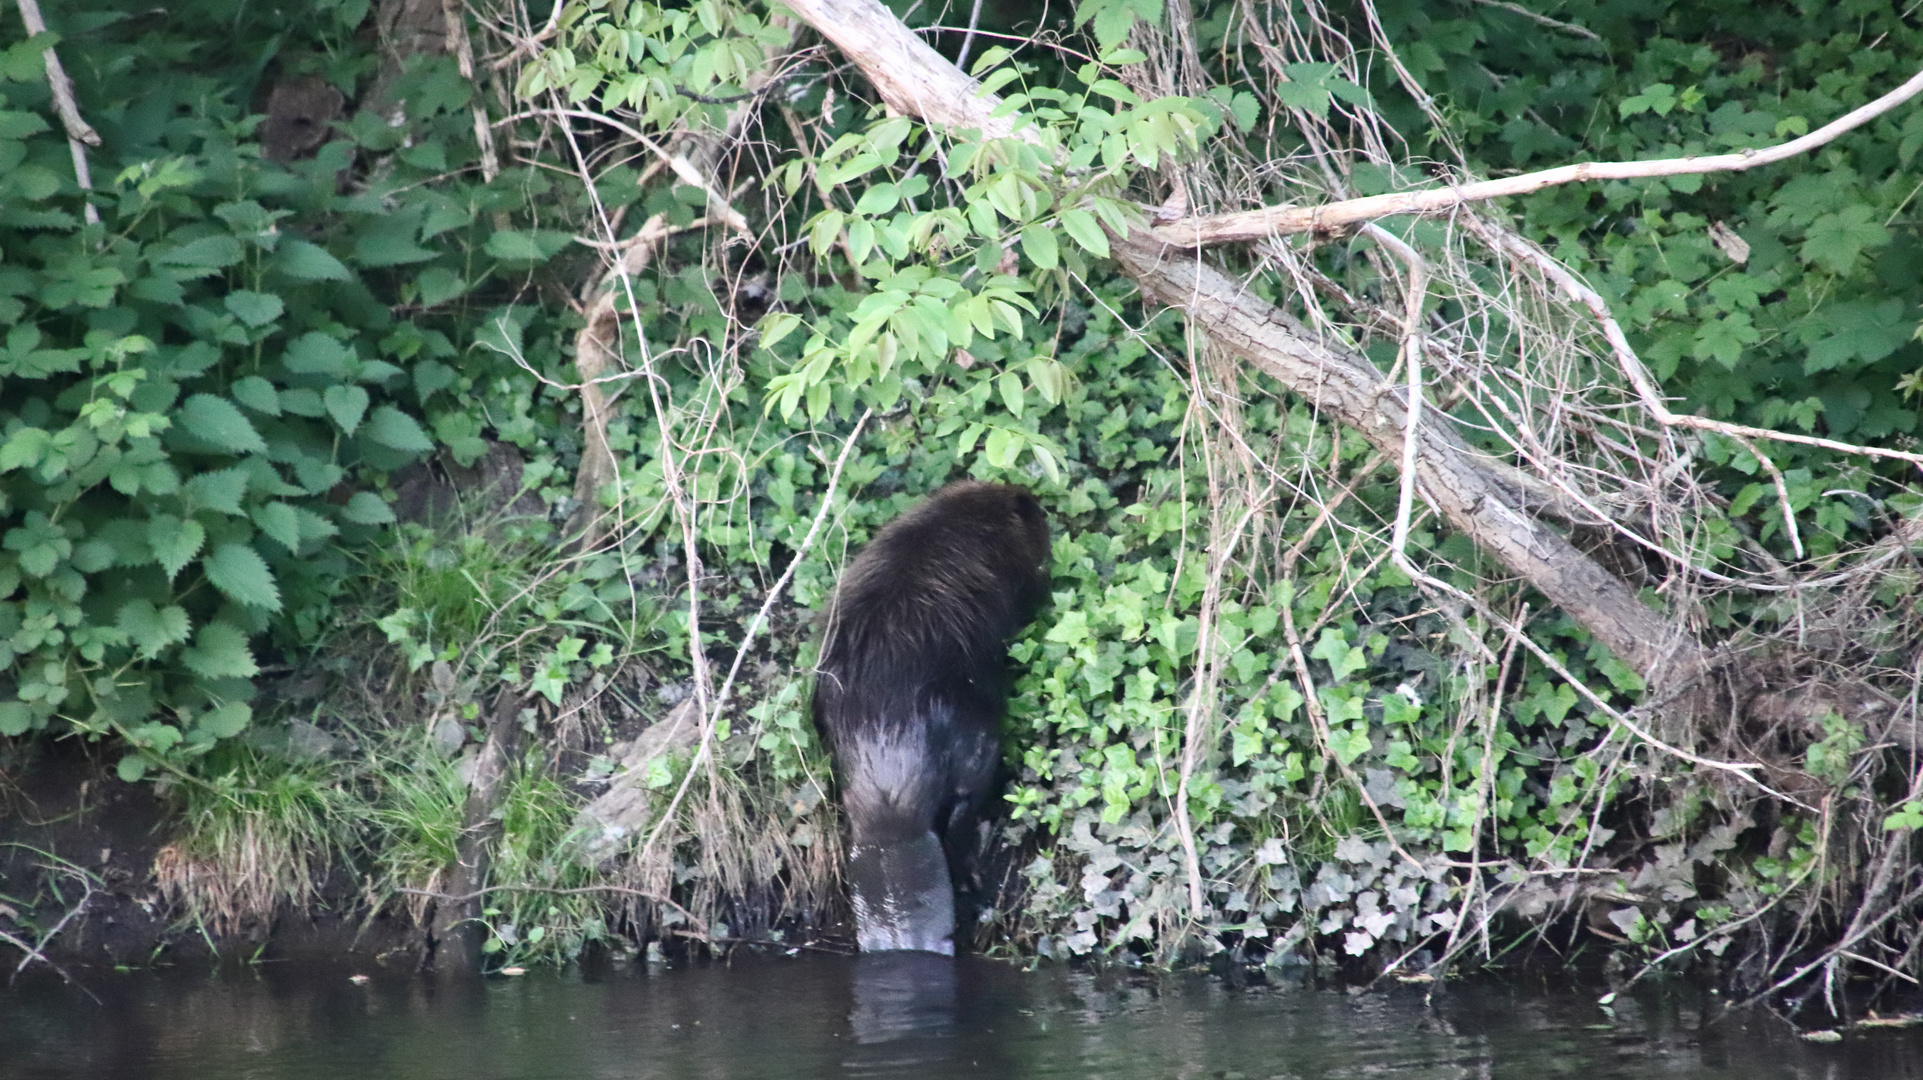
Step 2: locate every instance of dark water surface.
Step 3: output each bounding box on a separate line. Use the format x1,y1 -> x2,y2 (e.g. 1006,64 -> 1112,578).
4,951 -> 1920,1079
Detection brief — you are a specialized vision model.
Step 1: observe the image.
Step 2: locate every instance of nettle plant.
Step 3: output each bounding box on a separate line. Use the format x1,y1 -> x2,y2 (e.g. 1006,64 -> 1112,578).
0,23 -> 582,779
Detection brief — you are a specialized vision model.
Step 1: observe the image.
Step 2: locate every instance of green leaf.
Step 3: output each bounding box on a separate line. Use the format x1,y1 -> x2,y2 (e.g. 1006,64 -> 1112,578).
153,235 -> 243,269
0,110 -> 50,138
196,702 -> 252,739
342,491 -> 396,525
355,228 -> 438,267
223,290 -> 284,327
363,405 -> 434,452
283,332 -> 356,378
181,621 -> 259,679
998,371 -> 1026,417
117,754 -> 148,782
1801,205 -> 1890,275
4,511 -> 70,576
853,183 -> 901,216
1311,628 -> 1367,681
1329,723 -> 1372,766
0,426 -> 48,472
0,701 -> 33,737
1618,83 -> 1678,118
1058,208 -> 1108,257
184,466 -> 250,516
1806,298 -> 1914,374
483,230 -> 569,263
231,375 -> 281,415
149,514 -> 206,579
275,239 -> 351,281
117,600 -> 192,659
293,505 -> 341,544
1692,311 -> 1759,369
1020,224 -> 1059,270
413,359 -> 458,400
416,266 -> 468,306
203,542 -> 281,611
252,501 -> 303,551
179,394 -> 268,454
324,384 -> 370,435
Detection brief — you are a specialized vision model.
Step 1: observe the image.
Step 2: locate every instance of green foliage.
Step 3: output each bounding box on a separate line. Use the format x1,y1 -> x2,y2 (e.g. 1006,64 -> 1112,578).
1377,0 -> 1923,559
0,0 -> 584,777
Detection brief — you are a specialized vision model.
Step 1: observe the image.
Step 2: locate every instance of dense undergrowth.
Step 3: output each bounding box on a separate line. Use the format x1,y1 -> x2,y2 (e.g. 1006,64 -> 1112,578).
1,0 -> 1920,1013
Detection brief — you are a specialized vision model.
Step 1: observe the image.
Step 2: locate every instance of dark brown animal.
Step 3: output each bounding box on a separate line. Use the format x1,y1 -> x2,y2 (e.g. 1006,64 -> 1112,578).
813,481 -> 1051,953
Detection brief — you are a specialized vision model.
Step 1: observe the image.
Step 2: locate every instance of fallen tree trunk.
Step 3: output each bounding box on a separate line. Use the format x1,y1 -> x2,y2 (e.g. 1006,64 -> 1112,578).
1108,231 -> 1706,682
778,0 -> 1706,690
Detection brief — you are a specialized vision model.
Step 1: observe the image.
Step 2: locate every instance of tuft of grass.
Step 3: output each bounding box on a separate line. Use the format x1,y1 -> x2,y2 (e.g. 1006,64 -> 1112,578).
158,745 -> 357,936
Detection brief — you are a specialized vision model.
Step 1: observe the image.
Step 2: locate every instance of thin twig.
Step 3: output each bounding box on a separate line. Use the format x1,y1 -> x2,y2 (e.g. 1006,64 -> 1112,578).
1469,217 -> 1923,470
1156,66 -> 1923,246
1461,0 -> 1599,41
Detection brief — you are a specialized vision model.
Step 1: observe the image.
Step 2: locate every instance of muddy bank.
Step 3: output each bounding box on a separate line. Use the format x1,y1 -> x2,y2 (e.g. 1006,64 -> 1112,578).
0,742 -> 424,973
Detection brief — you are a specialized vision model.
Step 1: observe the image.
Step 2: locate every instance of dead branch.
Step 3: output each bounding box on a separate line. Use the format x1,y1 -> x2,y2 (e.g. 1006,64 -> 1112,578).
1152,66 -> 1923,247
1115,229 -> 1706,682
13,0 -> 99,225
776,0 -> 1713,694
1461,0 -> 1597,40
1466,216 -> 1923,470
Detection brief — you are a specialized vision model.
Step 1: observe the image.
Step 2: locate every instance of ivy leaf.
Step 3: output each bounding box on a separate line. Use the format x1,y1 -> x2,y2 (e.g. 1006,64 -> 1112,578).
117,600 -> 192,659
1801,205 -> 1890,275
181,620 -> 259,679
1310,628 -> 1367,682
1329,723 -> 1372,766
342,491 -> 396,525
149,514 -> 206,579
275,239 -> 351,281
324,384 -> 370,435
223,290 -> 284,327
179,393 -> 268,454
363,405 -> 434,452
203,542 -> 281,611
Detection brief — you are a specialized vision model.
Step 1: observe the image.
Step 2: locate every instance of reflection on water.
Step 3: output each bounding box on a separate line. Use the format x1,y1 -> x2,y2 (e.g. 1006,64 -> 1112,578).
4,948 -> 1922,1080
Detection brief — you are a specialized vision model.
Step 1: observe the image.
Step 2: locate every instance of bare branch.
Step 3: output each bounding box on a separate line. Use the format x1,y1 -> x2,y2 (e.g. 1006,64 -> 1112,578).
1112,227 -> 1707,684
1153,66 -> 1923,247
1467,217 -> 1923,470
13,0 -> 99,225
1461,0 -> 1599,41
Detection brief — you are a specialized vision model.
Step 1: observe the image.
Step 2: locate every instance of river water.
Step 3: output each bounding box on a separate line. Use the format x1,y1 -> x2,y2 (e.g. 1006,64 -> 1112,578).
4,950 -> 1920,1079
